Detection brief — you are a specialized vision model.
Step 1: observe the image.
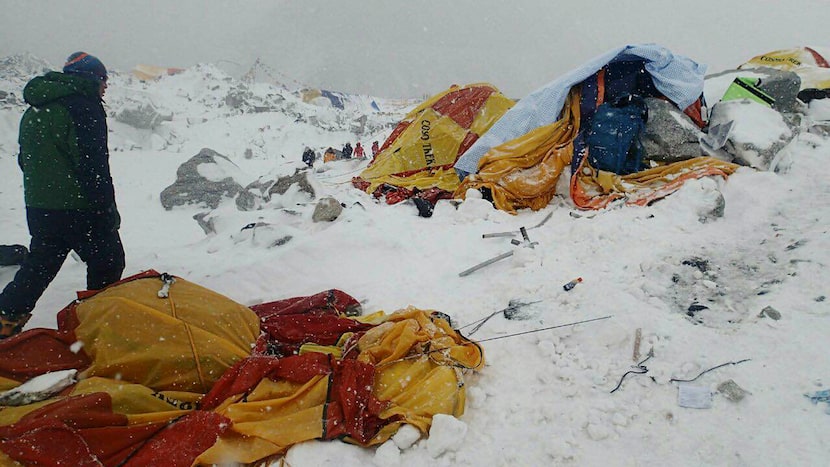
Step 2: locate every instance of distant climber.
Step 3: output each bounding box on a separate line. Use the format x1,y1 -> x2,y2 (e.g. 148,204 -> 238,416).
302,146 -> 316,167
354,142 -> 365,159
371,141 -> 380,158
324,147 -> 337,163
342,142 -> 353,159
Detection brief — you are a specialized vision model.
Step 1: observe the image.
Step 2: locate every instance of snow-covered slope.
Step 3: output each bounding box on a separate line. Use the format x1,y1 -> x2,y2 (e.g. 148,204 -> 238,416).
1,55 -> 828,466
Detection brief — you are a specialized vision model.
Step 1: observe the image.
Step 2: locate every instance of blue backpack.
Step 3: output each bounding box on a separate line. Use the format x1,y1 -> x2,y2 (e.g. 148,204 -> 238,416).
586,95 -> 648,175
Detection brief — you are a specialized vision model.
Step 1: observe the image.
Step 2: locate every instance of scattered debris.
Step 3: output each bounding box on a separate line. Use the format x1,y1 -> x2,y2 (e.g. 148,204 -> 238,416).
611,348 -> 654,393
717,379 -> 750,402
677,384 -> 713,409
157,273 -> 176,298
459,227 -> 537,277
805,389 -> 830,403
502,300 -> 542,321
563,277 -> 583,291
568,210 -> 598,219
633,328 -> 642,362
804,389 -> 830,414
0,370 -> 77,406
669,359 -> 751,384
785,239 -> 807,251
687,302 -> 709,317
458,251 -> 515,277
681,257 -> 709,272
413,197 -> 434,217
758,306 -> 782,320
481,212 -> 553,238
458,299 -> 542,335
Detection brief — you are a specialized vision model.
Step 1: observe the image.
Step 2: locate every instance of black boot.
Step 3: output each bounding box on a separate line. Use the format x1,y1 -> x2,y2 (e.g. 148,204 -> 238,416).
0,312 -> 31,339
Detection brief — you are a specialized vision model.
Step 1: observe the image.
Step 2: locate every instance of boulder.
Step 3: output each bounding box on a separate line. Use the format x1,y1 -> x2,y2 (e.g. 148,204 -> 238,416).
707,100 -> 795,170
707,67 -> 803,113
312,197 -> 343,222
236,171 -> 316,211
160,148 -> 244,210
752,67 -> 802,113
642,97 -> 703,163
115,103 -> 172,129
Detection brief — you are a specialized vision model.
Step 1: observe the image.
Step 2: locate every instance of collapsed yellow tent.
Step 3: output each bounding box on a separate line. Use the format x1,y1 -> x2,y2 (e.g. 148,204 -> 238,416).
72,274 -> 261,393
452,45 -> 740,213
739,47 -> 830,90
352,83 -> 514,202
455,88 -> 581,213
197,306 -> 484,464
0,272 -> 484,466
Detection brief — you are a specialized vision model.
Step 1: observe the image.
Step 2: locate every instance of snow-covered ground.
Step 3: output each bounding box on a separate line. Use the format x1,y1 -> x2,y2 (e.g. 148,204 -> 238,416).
1,55 -> 828,466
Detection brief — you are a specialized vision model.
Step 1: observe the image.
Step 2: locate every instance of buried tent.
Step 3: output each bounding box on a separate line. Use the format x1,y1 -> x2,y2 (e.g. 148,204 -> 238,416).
131,64 -> 185,81
0,271 -> 483,466
738,46 -> 830,92
351,83 -> 514,206
453,44 -> 740,213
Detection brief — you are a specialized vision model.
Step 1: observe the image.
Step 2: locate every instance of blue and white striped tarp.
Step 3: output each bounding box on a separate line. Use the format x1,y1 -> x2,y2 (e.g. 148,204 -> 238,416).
454,44 -> 707,177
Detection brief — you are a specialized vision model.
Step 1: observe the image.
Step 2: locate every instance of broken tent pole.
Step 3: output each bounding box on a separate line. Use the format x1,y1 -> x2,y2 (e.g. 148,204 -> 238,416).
458,251 -> 514,277
460,228 -> 537,277
482,212 -> 553,239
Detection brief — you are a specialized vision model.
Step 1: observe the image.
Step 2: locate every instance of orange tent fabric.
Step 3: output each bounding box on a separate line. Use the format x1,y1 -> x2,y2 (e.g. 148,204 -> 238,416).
453,88 -> 581,213
454,71 -> 739,213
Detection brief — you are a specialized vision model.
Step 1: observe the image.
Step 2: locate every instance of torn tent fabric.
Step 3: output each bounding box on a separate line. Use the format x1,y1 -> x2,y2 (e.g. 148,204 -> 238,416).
738,47 -> 830,90
197,306 -> 483,464
352,83 -> 514,205
0,271 -> 484,466
454,88 -> 582,213
454,44 -> 708,178
452,44 -> 740,212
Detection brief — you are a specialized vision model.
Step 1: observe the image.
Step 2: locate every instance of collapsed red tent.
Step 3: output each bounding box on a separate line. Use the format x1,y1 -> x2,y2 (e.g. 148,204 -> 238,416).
0,271 -> 484,466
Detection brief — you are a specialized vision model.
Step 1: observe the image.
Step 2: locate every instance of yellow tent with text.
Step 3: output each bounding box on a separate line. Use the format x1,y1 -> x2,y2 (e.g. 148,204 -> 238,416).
352,83 -> 514,204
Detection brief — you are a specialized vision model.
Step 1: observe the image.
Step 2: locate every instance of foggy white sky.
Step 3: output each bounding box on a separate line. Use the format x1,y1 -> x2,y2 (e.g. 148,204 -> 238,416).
2,0 -> 827,98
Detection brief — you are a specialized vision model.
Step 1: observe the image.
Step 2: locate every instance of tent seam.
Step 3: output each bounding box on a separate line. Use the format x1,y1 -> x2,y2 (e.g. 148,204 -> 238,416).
167,289 -> 207,392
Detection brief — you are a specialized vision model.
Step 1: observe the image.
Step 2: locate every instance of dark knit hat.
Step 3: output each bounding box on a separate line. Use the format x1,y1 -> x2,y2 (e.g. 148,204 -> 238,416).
63,52 -> 107,82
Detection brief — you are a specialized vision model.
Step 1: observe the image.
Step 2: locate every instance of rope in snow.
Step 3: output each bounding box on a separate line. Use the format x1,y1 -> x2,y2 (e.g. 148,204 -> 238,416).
458,300 -> 543,336
366,316 -> 610,372
473,315 -> 612,343
610,356 -> 752,394
314,166 -> 366,180
316,167 -> 368,187
610,350 -> 654,394
669,359 -> 751,384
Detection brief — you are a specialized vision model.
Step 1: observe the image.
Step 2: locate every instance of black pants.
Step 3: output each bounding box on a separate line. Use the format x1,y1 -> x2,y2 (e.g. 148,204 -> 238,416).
0,208 -> 125,317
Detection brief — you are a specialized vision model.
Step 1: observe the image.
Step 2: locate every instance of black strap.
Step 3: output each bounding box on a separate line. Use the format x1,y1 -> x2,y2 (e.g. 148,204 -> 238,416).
732,79 -> 775,106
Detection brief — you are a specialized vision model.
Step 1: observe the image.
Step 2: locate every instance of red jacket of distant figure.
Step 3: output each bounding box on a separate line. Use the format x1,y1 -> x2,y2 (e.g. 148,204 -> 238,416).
371,141 -> 380,156
354,142 -> 365,159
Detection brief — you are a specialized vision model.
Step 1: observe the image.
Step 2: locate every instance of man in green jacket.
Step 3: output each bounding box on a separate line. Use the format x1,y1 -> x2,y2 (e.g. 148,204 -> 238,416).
0,52 -> 125,338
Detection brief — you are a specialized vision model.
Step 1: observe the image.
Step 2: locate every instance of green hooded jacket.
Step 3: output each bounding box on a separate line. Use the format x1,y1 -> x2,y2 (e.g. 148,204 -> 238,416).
18,71 -> 115,210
